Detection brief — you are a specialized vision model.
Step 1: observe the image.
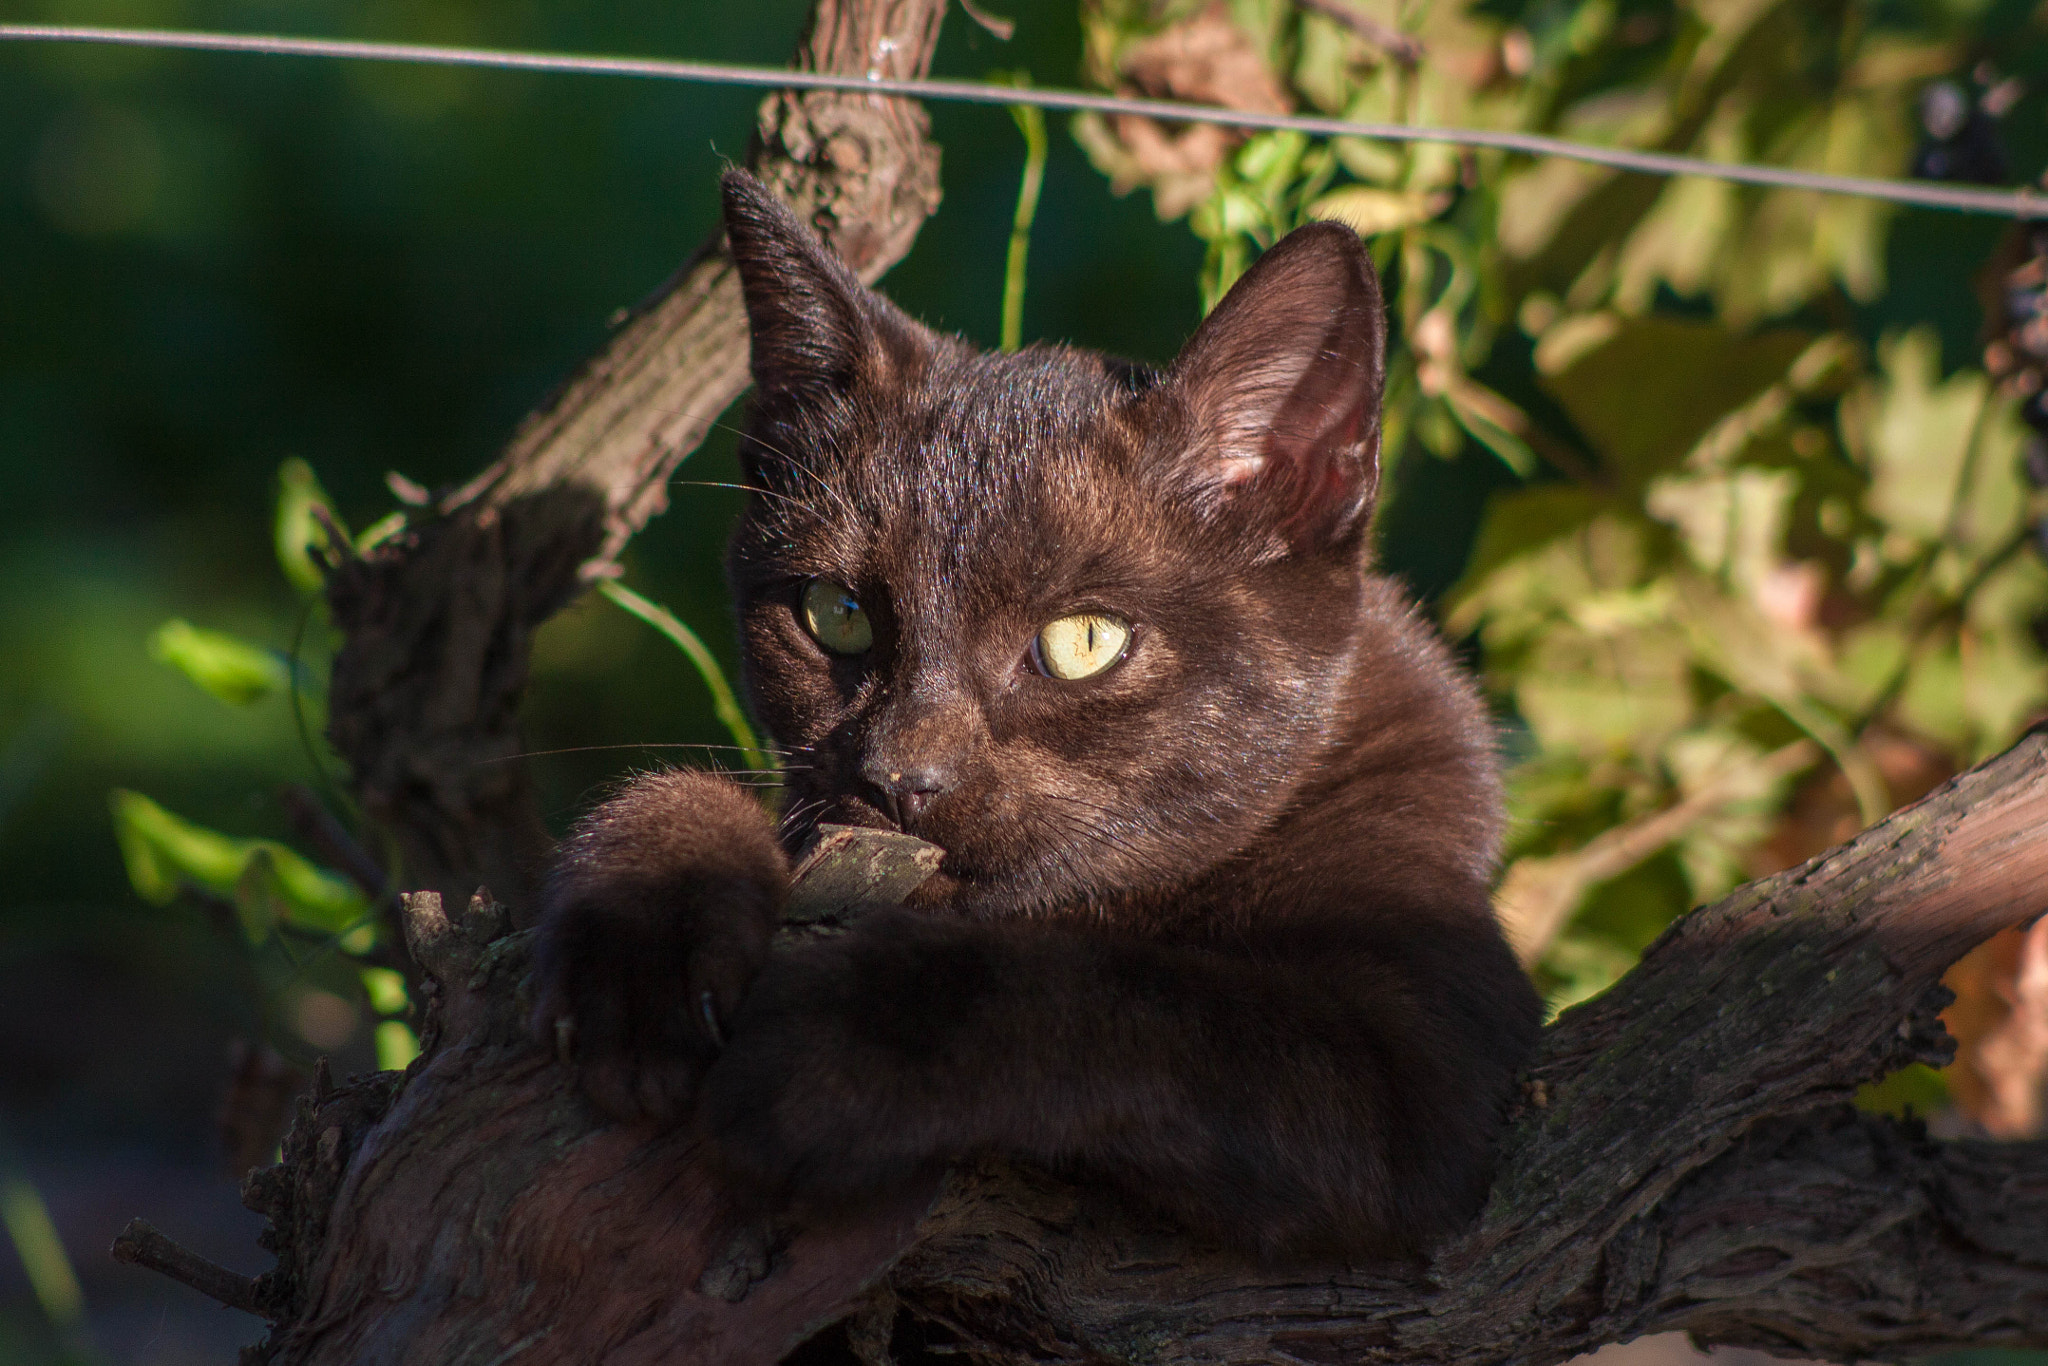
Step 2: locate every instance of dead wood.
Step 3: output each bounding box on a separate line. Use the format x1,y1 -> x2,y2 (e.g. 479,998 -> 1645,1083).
111,1218 -> 266,1317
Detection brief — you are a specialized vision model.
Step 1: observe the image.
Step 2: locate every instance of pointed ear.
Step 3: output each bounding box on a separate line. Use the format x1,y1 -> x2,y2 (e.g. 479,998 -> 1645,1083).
720,169 -> 927,402
1159,222 -> 1386,552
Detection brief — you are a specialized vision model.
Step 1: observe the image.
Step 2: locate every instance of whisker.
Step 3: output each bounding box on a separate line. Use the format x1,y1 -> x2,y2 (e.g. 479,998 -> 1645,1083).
670,478 -> 817,518
632,401 -> 862,528
473,741 -> 795,765
1032,792 -> 1174,882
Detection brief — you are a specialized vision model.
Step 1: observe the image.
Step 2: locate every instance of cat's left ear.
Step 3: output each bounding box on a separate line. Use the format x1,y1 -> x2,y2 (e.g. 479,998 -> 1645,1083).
721,169 -> 930,405
1157,222 -> 1386,553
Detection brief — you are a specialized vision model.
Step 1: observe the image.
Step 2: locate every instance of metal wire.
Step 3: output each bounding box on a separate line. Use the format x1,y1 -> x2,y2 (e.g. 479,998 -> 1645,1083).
4,21 -> 2044,219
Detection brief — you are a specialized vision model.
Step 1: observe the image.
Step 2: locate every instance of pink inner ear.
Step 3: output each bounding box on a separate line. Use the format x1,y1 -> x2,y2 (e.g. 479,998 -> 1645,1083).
1261,389 -> 1373,543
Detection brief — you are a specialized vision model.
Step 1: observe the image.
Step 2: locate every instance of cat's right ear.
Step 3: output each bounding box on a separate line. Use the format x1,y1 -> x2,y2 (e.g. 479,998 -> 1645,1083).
720,170 -> 926,402
1156,222 -> 1387,555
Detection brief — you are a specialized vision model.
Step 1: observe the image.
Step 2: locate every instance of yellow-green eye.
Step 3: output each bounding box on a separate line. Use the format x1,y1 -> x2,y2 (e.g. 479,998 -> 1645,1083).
801,578 -> 872,654
1034,613 -> 1131,681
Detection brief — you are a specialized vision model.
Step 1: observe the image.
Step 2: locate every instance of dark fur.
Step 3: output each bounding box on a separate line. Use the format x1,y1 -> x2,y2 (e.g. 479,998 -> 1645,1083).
530,171 -> 1542,1260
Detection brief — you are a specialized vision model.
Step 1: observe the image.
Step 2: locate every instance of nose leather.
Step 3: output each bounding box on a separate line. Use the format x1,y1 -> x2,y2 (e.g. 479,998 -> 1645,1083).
861,686 -> 975,829
861,758 -> 950,827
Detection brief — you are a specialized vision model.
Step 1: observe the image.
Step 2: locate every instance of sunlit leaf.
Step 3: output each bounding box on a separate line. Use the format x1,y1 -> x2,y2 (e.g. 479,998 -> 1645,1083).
1307,186 -> 1445,238
1518,624 -> 1693,757
1894,640 -> 1970,754
275,457 -> 347,595
375,1020 -> 421,1071
148,618 -> 288,706
1539,933 -> 1640,1017
360,966 -> 410,1016
1542,318 -> 1813,490
1845,329 -> 2013,550
1446,485 -> 1609,627
1645,468 -> 1796,589
108,789 -> 369,940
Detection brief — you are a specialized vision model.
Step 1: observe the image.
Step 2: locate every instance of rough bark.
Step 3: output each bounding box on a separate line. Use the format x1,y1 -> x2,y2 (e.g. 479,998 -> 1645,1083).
225,738 -> 2048,1366
321,0 -> 946,921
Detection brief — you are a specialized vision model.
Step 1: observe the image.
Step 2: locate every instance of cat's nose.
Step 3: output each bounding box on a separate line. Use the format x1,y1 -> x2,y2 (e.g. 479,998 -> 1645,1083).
861,759 -> 952,829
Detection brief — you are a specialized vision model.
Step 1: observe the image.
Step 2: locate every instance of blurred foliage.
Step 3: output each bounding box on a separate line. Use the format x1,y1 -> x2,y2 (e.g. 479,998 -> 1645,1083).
1075,0 -> 2048,1035
110,462 -> 416,1075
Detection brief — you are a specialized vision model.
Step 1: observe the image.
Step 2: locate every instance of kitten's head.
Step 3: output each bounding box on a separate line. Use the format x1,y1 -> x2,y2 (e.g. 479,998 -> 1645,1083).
721,170 -> 1388,916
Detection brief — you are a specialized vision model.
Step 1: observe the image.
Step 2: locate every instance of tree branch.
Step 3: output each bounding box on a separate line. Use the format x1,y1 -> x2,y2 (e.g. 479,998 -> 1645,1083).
111,1218 -> 267,1317
206,736 -> 2048,1366
321,0 -> 947,921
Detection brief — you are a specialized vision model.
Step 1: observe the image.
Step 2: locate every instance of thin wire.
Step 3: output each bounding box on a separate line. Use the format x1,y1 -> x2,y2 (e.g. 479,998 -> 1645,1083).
3,22 -> 2044,219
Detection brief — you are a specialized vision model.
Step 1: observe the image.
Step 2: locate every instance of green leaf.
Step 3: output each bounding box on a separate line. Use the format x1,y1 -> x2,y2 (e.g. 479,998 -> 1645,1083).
233,847 -> 291,941
1848,329 -> 1986,546
1445,485 -> 1609,630
375,1020 -> 421,1071
109,789 -> 369,940
1541,318 -> 1814,491
1539,932 -> 1639,1017
275,457 -> 348,595
360,966 -> 410,1016
1307,186 -> 1446,238
1517,622 -> 1693,758
148,618 -> 289,706
1855,1063 -> 1949,1119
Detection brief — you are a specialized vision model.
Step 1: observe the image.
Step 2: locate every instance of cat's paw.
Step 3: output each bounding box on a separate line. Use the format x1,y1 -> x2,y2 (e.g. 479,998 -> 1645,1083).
530,770 -> 789,1125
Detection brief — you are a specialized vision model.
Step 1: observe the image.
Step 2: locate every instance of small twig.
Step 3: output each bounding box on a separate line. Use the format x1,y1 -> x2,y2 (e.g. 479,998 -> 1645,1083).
1295,0 -> 1425,68
955,0 -> 1013,41
308,505 -> 358,571
111,1218 -> 267,1317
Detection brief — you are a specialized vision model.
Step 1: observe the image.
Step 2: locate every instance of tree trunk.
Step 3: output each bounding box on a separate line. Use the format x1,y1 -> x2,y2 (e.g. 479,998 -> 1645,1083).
145,0 -> 2048,1358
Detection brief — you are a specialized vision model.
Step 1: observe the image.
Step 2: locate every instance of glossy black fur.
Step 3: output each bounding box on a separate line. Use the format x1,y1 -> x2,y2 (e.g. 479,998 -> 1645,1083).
530,171 -> 1542,1260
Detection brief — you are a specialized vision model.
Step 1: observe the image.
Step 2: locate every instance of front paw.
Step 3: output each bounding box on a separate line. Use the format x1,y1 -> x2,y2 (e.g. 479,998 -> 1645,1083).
529,770 -> 788,1125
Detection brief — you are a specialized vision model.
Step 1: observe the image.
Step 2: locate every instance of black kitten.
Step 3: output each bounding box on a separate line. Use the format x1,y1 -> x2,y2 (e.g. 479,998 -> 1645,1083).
531,170 -> 1542,1260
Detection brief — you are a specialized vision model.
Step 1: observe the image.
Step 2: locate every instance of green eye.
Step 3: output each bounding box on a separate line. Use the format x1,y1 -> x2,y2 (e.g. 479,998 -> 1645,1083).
1034,613 -> 1131,681
800,578 -> 873,654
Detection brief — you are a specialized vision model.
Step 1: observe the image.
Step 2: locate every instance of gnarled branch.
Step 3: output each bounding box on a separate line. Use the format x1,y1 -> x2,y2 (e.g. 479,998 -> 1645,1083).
214,737 -> 2048,1365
